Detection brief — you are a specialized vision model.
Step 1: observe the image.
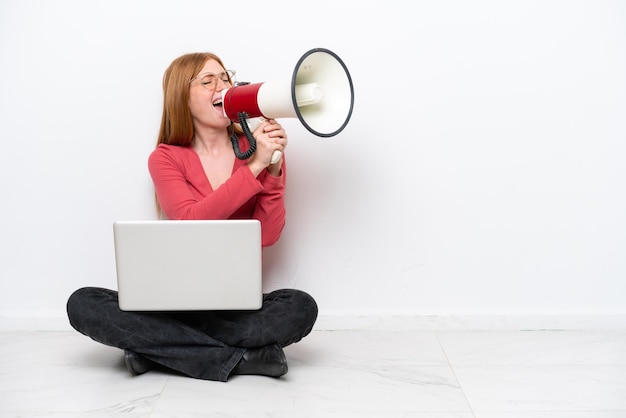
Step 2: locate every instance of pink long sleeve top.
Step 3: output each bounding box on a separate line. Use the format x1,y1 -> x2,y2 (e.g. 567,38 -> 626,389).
148,143 -> 286,247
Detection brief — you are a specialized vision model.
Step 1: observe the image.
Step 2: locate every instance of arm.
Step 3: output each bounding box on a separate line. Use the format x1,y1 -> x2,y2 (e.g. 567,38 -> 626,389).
148,145 -> 264,220
233,118 -> 289,246
148,144 -> 287,246
254,159 -> 287,246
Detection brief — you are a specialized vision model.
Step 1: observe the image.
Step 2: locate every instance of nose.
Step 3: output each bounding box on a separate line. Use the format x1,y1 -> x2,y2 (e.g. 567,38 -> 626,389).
216,77 -> 230,89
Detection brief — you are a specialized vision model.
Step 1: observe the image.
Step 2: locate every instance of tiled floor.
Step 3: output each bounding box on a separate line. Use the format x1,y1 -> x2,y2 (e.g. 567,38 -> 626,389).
1,329 -> 625,417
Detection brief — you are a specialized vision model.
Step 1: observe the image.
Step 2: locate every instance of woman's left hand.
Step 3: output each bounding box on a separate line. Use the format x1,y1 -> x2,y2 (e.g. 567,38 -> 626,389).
249,119 -> 287,176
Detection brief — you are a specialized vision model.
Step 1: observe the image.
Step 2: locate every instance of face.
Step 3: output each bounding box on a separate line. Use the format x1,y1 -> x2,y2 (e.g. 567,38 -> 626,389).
188,59 -> 233,131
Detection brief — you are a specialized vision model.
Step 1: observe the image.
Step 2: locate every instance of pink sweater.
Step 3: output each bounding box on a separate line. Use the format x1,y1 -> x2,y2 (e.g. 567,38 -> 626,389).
148,143 -> 286,247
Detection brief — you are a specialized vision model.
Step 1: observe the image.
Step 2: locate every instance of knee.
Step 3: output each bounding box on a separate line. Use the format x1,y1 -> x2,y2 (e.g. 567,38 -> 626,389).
66,287 -> 94,331
282,289 -> 318,333
294,290 -> 318,324
66,287 -> 115,332
269,288 -> 317,318
283,289 -> 318,344
66,288 -> 84,333
67,287 -> 95,315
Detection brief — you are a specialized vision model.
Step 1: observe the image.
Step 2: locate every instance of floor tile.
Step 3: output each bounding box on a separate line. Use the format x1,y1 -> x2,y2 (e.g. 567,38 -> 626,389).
438,331 -> 626,366
286,330 -> 449,367
454,365 -> 626,411
474,412 -> 626,418
152,365 -> 470,416
1,329 -> 626,417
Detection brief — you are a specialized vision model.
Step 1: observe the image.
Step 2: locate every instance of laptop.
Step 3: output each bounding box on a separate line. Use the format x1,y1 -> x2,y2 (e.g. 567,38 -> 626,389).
113,219 -> 263,311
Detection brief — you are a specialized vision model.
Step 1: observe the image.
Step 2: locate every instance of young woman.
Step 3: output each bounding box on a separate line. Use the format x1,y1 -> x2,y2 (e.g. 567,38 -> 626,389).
66,52 -> 318,382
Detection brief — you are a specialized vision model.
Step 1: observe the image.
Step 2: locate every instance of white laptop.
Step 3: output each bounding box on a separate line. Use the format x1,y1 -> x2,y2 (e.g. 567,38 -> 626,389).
113,220 -> 263,311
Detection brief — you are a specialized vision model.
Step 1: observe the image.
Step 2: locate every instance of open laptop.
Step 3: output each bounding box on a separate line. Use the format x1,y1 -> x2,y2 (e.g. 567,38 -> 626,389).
113,219 -> 263,311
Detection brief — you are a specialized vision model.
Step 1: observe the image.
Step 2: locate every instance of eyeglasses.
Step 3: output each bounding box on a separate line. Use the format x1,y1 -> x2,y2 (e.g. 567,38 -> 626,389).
189,70 -> 236,90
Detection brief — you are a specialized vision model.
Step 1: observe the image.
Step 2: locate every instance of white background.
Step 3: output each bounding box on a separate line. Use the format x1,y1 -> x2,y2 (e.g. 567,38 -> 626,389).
1,0 -> 625,325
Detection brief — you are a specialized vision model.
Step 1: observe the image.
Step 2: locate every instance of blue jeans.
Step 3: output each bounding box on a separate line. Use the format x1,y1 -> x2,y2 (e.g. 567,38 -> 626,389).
66,287 -> 317,381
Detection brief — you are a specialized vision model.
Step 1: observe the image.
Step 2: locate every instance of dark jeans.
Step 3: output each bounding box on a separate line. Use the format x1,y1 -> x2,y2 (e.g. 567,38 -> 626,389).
66,287 -> 318,381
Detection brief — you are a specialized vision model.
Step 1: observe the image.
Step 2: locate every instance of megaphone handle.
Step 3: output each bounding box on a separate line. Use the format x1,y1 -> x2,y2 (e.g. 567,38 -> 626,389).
270,150 -> 282,164
231,112 -> 257,160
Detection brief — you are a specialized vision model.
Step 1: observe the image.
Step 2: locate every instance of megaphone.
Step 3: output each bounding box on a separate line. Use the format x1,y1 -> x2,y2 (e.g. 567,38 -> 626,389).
222,48 -> 354,163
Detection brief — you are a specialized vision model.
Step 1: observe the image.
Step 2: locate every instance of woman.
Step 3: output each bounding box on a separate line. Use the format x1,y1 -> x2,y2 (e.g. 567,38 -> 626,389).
66,52 -> 318,381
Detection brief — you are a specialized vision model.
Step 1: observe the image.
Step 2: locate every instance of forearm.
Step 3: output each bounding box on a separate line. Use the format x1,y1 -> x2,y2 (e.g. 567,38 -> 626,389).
153,164 -> 263,220
254,168 -> 286,246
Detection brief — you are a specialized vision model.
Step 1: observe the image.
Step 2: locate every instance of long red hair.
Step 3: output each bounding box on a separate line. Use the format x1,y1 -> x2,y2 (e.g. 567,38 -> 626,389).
157,52 -> 241,147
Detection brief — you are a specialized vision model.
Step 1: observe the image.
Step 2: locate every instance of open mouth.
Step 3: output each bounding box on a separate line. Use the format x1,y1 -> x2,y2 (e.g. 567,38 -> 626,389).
212,99 -> 223,108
